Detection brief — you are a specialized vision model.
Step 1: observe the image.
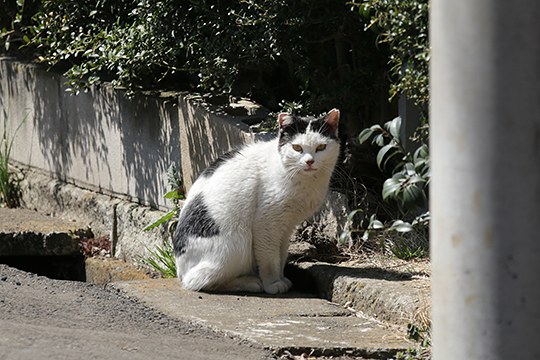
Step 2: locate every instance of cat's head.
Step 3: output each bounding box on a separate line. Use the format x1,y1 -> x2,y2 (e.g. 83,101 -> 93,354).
277,109 -> 340,177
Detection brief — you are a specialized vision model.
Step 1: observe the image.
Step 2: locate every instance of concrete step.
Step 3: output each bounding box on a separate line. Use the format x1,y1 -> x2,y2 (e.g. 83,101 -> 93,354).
85,257 -> 157,284
0,208 -> 91,256
112,279 -> 413,358
293,262 -> 431,329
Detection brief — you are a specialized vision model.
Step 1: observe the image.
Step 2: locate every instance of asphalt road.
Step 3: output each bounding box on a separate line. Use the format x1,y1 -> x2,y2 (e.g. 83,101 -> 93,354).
0,265 -> 273,360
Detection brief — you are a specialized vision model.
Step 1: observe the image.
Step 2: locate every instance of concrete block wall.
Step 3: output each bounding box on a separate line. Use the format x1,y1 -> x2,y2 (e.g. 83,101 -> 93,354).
0,57 -> 265,209
0,57 -> 346,262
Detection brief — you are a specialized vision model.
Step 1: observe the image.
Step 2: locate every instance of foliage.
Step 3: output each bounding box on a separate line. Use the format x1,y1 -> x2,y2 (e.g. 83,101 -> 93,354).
0,0 -> 40,55
142,163 -> 183,277
350,0 -> 429,107
341,116 -> 429,258
395,323 -> 431,359
143,163 -> 184,231
140,241 -> 176,278
5,0 -> 390,126
0,118 -> 22,208
359,116 -> 429,214
342,0 -> 430,257
340,210 -> 429,260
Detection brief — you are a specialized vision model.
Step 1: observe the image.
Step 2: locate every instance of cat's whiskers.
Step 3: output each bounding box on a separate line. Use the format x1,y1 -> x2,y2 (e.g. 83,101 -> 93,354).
284,166 -> 301,183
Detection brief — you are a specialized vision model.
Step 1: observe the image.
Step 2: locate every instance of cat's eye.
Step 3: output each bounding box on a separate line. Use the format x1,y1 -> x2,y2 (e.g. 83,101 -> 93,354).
316,144 -> 327,152
292,144 -> 303,153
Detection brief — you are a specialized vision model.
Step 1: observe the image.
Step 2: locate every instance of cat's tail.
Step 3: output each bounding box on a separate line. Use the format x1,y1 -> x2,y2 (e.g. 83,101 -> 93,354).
179,261 -> 221,291
177,258 -> 264,293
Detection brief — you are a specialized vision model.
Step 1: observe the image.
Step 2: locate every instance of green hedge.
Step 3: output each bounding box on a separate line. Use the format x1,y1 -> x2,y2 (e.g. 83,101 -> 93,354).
353,0 -> 429,108
2,0 -> 429,118
2,0 -> 396,126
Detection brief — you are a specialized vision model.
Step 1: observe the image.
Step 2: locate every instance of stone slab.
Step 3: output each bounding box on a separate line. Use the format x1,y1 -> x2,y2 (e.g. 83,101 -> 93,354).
296,262 -> 431,328
112,279 -> 412,358
0,208 -> 90,256
85,257 -> 155,284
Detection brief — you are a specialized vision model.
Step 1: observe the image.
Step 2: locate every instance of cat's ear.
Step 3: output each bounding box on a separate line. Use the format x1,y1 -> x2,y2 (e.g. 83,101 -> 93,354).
325,109 -> 340,134
278,113 -> 294,128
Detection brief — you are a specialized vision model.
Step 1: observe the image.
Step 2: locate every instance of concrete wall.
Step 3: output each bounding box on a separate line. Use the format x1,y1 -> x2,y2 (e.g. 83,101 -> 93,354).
0,57 -> 264,209
16,168 -> 166,261
0,57 -> 346,262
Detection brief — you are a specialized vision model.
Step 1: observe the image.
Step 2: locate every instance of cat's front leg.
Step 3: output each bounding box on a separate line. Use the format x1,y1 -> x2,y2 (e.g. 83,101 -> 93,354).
254,235 -> 292,294
279,235 -> 293,287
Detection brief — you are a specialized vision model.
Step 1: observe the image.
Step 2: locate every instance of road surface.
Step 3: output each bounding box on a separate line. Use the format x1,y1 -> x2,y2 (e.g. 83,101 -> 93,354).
0,264 -> 272,360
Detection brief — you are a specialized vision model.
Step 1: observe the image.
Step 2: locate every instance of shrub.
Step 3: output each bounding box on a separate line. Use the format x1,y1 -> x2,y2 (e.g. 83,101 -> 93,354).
7,0 -> 391,128
351,0 -> 429,108
342,0 -> 430,257
0,118 -> 22,208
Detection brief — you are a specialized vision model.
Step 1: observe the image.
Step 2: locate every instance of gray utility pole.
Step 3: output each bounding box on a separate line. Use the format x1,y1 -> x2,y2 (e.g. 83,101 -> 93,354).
430,1 -> 540,359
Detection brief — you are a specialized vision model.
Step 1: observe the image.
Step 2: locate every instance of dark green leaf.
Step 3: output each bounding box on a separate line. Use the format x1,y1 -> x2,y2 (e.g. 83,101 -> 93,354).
374,133 -> 385,146
402,183 -> 423,205
414,143 -> 429,161
385,116 -> 402,139
358,128 -> 374,144
389,220 -> 413,232
371,220 -> 383,229
376,143 -> 402,171
382,176 -> 402,200
347,208 -> 363,222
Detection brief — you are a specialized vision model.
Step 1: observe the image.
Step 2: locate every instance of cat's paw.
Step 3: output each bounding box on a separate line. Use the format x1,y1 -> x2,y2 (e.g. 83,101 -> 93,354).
263,278 -> 292,294
281,276 -> 293,289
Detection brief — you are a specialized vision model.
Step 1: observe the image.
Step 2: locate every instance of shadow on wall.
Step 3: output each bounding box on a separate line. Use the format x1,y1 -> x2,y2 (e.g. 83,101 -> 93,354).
179,96 -> 255,189
114,90 -> 181,208
1,59 -> 181,209
2,61 -> 69,178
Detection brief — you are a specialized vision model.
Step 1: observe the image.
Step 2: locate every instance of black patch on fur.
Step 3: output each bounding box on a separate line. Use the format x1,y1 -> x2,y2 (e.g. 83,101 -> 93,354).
172,193 -> 220,256
278,114 -> 338,147
200,149 -> 240,177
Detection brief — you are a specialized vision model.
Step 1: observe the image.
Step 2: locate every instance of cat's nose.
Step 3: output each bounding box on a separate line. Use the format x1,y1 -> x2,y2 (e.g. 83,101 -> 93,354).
306,159 -> 315,167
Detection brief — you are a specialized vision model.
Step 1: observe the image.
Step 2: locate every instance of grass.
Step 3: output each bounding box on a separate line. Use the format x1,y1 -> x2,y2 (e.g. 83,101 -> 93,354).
387,232 -> 429,261
140,163 -> 183,277
395,323 -> 431,360
140,241 -> 177,278
0,119 -> 22,208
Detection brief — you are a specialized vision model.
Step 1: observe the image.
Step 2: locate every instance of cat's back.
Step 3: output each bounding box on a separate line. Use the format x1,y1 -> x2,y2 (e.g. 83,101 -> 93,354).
186,139 -> 278,211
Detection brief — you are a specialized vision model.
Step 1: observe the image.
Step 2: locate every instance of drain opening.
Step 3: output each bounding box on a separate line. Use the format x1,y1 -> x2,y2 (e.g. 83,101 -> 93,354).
0,255 -> 86,281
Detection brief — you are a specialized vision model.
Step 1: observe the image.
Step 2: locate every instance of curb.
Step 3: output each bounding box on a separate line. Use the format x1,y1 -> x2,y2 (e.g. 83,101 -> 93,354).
290,262 -> 431,329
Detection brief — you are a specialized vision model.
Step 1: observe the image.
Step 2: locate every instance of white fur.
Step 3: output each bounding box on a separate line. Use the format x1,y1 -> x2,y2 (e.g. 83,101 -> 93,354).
176,123 -> 340,294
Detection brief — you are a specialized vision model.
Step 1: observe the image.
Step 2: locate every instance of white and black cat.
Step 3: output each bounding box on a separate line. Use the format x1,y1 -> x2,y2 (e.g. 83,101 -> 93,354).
173,109 -> 340,294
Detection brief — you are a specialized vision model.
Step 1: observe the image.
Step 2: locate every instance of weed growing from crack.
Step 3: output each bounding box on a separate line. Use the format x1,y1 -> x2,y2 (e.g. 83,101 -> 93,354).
0,118 -> 23,208
141,163 -> 182,277
140,241 -> 176,278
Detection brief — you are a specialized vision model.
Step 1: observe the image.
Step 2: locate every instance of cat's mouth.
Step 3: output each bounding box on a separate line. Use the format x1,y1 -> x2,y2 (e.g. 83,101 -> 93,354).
303,167 -> 317,172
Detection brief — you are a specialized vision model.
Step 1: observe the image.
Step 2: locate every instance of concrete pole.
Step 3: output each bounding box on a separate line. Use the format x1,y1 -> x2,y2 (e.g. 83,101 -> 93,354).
430,1 -> 540,359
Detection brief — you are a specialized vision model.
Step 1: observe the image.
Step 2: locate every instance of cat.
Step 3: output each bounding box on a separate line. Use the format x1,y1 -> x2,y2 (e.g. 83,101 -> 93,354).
173,108 -> 340,294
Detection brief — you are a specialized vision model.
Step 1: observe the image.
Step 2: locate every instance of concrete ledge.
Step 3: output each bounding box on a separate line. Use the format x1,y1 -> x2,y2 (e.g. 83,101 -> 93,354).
294,262 -> 431,328
18,167 -> 169,261
85,257 -> 156,284
112,278 -> 412,358
0,208 -> 90,256
0,205 -> 431,354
